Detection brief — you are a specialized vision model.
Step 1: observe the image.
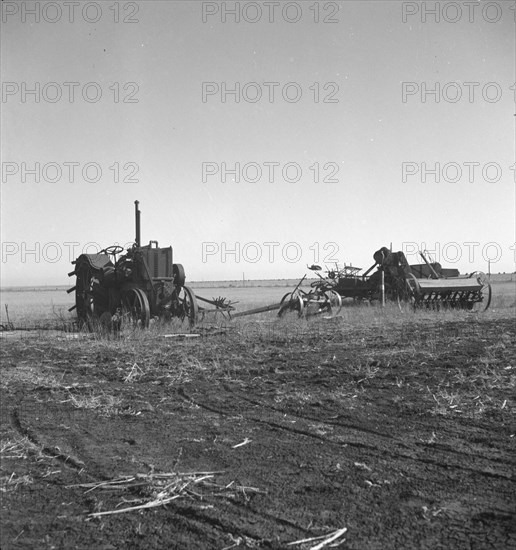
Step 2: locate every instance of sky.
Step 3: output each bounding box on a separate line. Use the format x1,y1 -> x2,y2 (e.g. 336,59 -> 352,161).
1,0 -> 515,285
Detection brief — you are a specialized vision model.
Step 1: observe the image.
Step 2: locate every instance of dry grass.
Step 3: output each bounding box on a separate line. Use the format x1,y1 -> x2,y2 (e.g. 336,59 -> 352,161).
0,361 -> 67,390
0,437 -> 41,494
64,391 -> 123,416
2,295 -> 513,424
426,386 -> 510,417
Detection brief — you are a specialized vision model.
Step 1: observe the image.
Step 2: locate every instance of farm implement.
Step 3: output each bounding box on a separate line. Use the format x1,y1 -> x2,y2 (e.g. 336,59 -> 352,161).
67,201 -> 491,331
227,274 -> 342,322
354,246 -> 491,311
274,246 -> 492,316
67,201 -> 235,330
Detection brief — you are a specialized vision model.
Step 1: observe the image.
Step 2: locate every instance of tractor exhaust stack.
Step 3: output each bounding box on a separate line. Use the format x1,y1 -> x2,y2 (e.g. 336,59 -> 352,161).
135,200 -> 141,248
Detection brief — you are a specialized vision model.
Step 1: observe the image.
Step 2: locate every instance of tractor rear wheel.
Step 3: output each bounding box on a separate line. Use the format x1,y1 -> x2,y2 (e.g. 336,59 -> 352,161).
74,261 -> 107,329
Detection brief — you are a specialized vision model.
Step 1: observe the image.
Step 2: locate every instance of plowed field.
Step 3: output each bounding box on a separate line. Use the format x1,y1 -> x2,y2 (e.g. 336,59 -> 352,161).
1,310 -> 515,549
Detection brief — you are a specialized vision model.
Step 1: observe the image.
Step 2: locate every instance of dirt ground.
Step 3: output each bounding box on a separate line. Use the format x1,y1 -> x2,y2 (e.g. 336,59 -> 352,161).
1,311 -> 515,549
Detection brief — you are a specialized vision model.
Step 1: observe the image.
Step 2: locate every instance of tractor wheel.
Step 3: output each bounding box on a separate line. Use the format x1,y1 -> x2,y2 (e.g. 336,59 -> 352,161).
173,264 -> 186,287
74,261 -> 106,329
122,288 -> 151,328
178,286 -> 198,327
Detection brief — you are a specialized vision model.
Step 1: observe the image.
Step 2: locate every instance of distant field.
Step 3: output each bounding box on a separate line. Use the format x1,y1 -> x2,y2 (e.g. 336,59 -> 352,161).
0,283 -> 313,326
1,276 -> 514,327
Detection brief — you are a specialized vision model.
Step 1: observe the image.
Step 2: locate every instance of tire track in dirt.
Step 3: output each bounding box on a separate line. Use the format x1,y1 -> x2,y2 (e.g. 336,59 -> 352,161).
166,503 -> 274,549
9,407 -> 86,471
178,386 -> 515,482
226,386 -> 515,468
223,384 -> 400,439
178,387 -> 334,445
174,499 -> 311,545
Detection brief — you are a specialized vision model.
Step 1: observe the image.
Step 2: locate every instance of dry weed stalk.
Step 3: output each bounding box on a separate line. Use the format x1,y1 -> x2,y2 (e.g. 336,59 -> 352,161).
287,527 -> 347,549
0,436 -> 40,460
124,362 -> 144,383
0,472 -> 33,491
70,471 -> 263,517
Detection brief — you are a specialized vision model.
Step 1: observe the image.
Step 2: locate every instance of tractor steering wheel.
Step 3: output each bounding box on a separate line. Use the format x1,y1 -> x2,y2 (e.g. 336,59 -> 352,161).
102,245 -> 125,256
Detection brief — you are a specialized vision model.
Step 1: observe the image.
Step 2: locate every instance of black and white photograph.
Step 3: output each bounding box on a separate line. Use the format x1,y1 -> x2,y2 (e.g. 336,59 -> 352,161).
1,1 -> 515,548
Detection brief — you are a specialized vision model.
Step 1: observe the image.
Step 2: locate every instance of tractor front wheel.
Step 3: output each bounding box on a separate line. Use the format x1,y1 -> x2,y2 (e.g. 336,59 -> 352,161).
122,288 -> 151,328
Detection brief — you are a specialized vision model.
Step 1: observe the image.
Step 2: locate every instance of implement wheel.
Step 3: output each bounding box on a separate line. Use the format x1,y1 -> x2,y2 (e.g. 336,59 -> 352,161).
468,271 -> 492,312
325,290 -> 342,317
278,292 -> 304,318
404,274 -> 421,310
